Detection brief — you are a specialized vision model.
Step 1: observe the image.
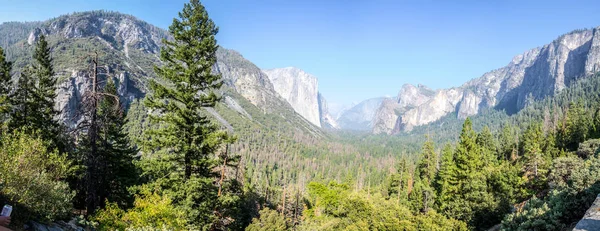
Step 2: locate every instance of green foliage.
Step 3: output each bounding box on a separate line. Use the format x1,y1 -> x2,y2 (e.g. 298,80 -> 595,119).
0,130 -> 74,225
95,79 -> 140,208
141,0 -> 237,228
246,208 -> 289,231
0,46 -> 11,115
93,186 -> 187,231
302,181 -> 467,231
521,123 -> 548,192
576,138 -> 600,159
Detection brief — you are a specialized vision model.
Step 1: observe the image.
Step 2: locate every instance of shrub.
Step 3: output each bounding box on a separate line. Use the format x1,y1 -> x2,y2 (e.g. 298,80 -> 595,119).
0,130 -> 74,225
246,208 -> 288,231
93,186 -> 187,231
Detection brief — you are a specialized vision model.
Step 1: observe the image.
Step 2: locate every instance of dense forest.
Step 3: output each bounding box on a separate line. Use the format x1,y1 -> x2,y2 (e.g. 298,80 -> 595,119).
1,1 -> 600,230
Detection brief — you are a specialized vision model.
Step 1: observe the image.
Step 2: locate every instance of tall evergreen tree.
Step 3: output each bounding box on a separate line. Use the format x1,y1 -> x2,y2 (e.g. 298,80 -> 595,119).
443,118 -> 497,229
413,139 -> 437,213
521,123 -> 547,192
33,35 -> 59,136
9,68 -> 36,130
96,79 -> 139,208
142,0 -> 235,228
476,126 -> 497,165
8,35 -> 61,148
0,46 -> 12,115
435,143 -> 456,211
499,124 -> 517,161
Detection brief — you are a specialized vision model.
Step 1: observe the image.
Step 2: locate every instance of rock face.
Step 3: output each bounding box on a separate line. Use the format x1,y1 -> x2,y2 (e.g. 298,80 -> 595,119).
318,93 -> 339,129
1,11 -> 316,132
574,194 -> 600,231
337,97 -> 384,131
263,67 -> 323,127
214,49 -> 283,111
374,27 -> 600,134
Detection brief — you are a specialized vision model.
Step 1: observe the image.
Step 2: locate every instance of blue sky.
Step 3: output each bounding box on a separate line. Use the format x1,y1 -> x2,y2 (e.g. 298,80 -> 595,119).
2,0 -> 600,107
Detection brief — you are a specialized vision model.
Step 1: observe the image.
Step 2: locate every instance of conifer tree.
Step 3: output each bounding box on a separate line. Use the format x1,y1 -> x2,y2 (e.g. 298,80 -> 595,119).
417,138 -> 437,185
414,138 -> 436,213
477,126 -> 497,165
499,124 -> 517,161
142,0 -> 235,228
0,46 -> 12,115
33,35 -> 59,135
435,143 -> 456,211
522,123 -> 547,192
8,35 -> 61,148
96,79 -> 139,208
443,118 -> 497,229
9,68 -> 36,130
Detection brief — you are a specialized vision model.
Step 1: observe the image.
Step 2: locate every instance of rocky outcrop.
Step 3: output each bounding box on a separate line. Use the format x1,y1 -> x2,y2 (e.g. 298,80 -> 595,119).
214,49 -> 283,111
337,97 -> 384,131
372,98 -> 401,134
375,27 -> 600,134
372,84 -> 435,134
574,194 -> 600,231
5,11 -> 316,132
318,93 -> 339,129
263,67 -> 322,127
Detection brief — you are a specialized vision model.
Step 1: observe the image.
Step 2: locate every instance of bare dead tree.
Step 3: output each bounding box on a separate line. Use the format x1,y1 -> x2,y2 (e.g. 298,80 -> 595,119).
79,52 -> 120,215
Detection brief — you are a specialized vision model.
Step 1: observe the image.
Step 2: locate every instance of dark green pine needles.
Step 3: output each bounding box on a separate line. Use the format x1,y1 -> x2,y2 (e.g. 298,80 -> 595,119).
143,0 -> 236,229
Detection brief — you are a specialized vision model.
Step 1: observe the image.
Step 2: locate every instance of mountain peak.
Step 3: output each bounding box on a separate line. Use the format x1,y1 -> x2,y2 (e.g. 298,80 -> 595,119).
29,10 -> 170,54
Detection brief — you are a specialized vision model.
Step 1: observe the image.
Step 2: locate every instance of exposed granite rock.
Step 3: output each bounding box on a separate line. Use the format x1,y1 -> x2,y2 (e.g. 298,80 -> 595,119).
574,194 -> 600,231
337,97 -> 384,131
318,93 -> 339,129
372,98 -> 401,134
214,49 -> 282,111
374,27 -> 600,134
396,88 -> 462,132
263,67 -> 322,127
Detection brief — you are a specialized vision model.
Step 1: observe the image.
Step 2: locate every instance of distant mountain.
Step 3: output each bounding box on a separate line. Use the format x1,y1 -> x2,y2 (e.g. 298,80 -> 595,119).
337,97 -> 385,131
0,11 -> 322,137
373,28 -> 600,134
263,67 -> 338,129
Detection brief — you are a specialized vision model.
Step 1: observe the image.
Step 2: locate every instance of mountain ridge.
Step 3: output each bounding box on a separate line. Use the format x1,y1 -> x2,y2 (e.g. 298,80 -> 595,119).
371,26 -> 600,134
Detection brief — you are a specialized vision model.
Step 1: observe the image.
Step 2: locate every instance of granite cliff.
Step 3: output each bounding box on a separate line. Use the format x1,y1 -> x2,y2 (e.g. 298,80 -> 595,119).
374,27 -> 600,134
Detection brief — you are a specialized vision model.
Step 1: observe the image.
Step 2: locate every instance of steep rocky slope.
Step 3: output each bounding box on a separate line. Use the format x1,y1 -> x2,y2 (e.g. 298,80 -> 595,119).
374,27 -> 600,134
318,93 -> 339,129
263,67 -> 321,127
0,11 -> 320,136
263,67 -> 338,128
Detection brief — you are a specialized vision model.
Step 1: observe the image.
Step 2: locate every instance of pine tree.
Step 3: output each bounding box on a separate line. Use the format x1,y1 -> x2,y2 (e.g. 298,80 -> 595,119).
32,34 -> 60,139
414,138 -> 436,213
9,68 -> 36,130
477,126 -> 497,165
522,123 -> 547,192
443,118 -> 497,229
142,0 -> 234,228
499,124 -> 516,161
435,143 -> 456,212
417,138 -> 437,185
96,78 -> 139,208
0,46 -> 12,115
8,35 -> 62,148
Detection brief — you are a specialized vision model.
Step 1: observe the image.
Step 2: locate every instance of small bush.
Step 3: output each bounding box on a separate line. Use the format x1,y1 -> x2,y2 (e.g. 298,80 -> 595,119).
93,186 -> 187,231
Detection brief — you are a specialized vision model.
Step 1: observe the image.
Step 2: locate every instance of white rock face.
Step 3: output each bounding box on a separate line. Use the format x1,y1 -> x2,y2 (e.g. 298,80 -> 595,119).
263,67 -> 322,127
318,93 -> 339,129
374,27 -> 600,134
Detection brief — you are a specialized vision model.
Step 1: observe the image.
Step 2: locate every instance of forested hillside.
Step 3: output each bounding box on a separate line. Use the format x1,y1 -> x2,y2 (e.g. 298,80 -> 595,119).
1,0 -> 600,230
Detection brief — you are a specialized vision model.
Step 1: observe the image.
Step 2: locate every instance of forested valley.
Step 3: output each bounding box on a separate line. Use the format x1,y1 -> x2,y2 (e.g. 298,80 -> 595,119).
2,1 -> 600,231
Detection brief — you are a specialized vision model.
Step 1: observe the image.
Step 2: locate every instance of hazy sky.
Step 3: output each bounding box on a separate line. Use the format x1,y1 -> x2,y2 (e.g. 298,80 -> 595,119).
2,0 -> 600,107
